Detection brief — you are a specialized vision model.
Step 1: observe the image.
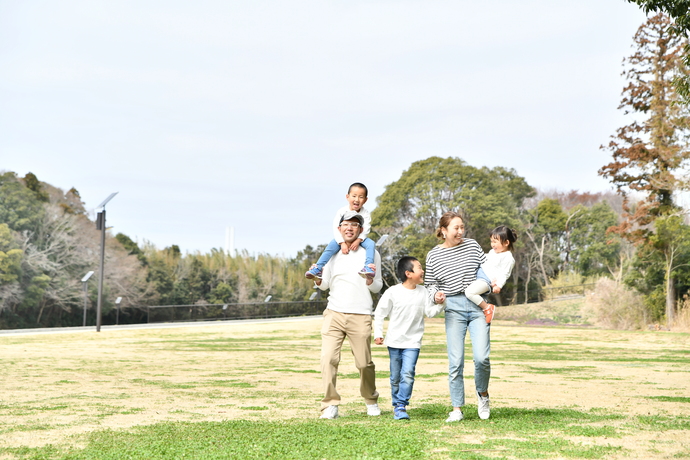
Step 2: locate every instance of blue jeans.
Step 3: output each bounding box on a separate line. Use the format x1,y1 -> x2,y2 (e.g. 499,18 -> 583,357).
444,293 -> 491,407
315,237 -> 376,269
388,347 -> 420,407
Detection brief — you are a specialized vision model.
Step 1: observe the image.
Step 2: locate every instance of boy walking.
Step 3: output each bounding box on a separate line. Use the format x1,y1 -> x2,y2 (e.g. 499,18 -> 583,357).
374,256 -> 446,420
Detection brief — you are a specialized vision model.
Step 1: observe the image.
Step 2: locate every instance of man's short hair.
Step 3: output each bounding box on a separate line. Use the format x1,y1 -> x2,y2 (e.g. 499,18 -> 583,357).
396,256 -> 418,282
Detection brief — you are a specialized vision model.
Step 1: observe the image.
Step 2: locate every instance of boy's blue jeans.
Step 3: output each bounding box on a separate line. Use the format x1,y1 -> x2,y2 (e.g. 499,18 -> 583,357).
388,347 -> 420,407
315,238 -> 375,269
444,293 -> 491,408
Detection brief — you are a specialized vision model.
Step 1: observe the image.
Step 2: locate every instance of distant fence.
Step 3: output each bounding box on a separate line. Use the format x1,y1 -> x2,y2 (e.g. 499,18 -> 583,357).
145,300 -> 328,324
143,283 -> 594,324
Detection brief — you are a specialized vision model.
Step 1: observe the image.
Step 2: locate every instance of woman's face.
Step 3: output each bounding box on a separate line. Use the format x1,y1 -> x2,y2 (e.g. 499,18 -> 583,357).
443,217 -> 464,247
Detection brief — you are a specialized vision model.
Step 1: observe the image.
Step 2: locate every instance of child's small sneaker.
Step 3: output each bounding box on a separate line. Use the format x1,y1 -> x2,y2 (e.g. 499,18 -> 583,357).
477,392 -> 490,420
305,266 -> 323,280
393,405 -> 410,420
483,304 -> 495,324
445,409 -> 464,422
358,265 -> 375,279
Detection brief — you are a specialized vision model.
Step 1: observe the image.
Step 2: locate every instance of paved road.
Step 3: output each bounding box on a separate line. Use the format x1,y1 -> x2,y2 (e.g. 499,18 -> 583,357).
0,315 -> 323,336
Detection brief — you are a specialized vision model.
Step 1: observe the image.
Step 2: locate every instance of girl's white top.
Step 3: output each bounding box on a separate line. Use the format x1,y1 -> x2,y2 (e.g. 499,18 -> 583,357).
373,284 -> 445,349
482,249 -> 515,288
332,205 -> 371,243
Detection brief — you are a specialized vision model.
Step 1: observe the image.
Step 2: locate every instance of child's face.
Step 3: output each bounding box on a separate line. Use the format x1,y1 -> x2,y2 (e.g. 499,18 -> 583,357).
490,235 -> 510,253
405,260 -> 425,285
346,186 -> 368,212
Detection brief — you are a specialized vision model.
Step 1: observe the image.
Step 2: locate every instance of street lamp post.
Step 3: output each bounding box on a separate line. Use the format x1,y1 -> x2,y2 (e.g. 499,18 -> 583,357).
81,271 -> 94,327
115,297 -> 122,325
264,295 -> 272,318
95,192 -> 118,332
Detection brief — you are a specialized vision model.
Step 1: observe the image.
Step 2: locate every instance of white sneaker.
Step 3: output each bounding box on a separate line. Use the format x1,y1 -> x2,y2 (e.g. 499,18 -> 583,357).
445,409 -> 464,422
320,405 -> 339,419
477,393 -> 490,420
366,403 -> 381,416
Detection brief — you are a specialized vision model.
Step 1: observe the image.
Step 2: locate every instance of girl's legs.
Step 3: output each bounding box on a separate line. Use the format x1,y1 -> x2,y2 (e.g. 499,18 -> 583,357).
468,268 -> 495,323
465,279 -> 490,306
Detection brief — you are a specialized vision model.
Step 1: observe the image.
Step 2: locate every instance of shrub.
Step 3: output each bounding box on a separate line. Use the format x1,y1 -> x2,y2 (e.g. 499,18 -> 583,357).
584,278 -> 648,330
672,296 -> 690,332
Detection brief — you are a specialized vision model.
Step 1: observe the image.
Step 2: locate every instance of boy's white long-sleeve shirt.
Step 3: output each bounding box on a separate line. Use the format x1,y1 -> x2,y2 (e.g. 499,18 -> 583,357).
482,249 -> 515,288
373,284 -> 445,349
318,246 -> 382,315
332,205 -> 372,243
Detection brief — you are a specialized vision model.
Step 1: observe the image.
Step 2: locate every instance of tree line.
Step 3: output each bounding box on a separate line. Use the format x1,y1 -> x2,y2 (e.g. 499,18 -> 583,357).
2,12 -> 689,329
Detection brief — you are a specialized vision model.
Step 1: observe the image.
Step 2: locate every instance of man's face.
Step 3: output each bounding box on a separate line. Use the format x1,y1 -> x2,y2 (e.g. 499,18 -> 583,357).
339,218 -> 363,243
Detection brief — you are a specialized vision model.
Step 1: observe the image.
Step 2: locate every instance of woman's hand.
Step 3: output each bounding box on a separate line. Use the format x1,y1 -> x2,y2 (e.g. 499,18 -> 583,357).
434,291 -> 446,304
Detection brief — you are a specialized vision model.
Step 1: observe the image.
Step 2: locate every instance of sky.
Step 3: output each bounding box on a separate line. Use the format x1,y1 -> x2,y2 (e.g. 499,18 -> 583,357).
0,1 -> 650,258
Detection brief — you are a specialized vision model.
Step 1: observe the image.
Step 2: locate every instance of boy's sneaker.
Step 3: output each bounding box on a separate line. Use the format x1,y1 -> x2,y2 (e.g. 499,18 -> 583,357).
366,403 -> 381,416
477,392 -> 490,420
305,266 -> 323,280
358,265 -> 375,279
320,405 -> 339,419
445,409 -> 464,422
393,405 -> 410,420
483,304 -> 495,324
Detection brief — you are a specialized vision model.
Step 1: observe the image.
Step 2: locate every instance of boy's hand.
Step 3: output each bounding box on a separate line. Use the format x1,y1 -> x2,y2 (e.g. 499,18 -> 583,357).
434,291 -> 446,304
340,242 -> 349,254
492,286 -> 501,294
374,338 -> 384,345
349,238 -> 363,251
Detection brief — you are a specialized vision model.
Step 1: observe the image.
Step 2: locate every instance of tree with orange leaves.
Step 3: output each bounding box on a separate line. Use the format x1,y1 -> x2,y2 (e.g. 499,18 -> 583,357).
599,13 -> 689,243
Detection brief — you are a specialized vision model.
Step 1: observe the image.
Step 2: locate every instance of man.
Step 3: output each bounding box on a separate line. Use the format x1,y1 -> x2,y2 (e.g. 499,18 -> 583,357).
314,210 -> 383,419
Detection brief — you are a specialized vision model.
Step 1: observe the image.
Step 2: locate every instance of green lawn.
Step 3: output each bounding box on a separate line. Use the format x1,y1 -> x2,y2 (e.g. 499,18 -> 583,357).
0,316 -> 688,459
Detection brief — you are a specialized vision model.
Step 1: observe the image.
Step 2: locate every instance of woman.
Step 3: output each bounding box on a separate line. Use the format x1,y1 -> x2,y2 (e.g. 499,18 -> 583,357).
424,211 -> 491,422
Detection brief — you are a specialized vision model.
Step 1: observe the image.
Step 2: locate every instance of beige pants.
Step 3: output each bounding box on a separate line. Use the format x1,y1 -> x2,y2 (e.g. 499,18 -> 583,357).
320,309 -> 379,410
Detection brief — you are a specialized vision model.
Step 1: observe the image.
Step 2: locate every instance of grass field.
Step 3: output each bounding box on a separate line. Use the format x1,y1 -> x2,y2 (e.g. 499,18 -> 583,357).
1,307 -> 689,459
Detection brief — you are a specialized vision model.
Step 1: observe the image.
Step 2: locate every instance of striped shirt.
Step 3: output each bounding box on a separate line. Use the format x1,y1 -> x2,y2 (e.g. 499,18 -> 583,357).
424,238 -> 487,298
